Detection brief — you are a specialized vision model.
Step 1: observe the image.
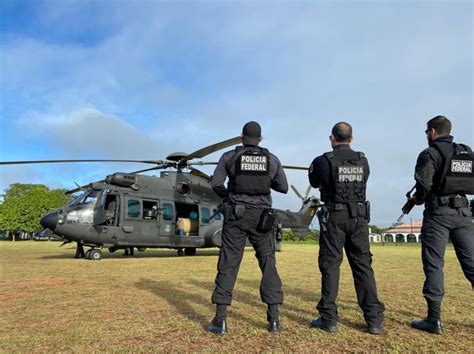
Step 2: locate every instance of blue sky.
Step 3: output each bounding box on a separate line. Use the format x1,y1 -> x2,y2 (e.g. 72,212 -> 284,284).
0,0 -> 472,227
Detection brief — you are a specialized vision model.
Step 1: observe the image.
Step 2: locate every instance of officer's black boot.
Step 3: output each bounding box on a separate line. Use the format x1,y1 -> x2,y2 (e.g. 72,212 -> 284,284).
367,323 -> 384,335
411,299 -> 442,335
208,305 -> 228,335
310,318 -> 337,332
267,304 -> 282,333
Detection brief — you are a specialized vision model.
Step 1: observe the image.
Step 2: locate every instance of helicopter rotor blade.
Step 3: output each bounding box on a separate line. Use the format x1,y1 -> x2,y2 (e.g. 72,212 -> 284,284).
187,161 -> 218,166
0,159 -> 165,166
128,164 -> 170,174
282,165 -> 308,170
190,162 -> 307,170
178,136 -> 241,165
305,185 -> 312,198
188,167 -> 211,180
291,185 -> 304,201
65,164 -> 171,195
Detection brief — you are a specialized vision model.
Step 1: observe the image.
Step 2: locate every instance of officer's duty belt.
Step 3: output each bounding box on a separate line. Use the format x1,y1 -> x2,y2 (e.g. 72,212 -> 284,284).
431,194 -> 468,208
326,203 -> 347,211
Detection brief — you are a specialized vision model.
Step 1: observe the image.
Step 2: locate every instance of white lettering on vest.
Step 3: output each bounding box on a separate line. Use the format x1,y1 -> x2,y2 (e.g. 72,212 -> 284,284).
451,160 -> 472,173
338,166 -> 364,182
240,155 -> 267,172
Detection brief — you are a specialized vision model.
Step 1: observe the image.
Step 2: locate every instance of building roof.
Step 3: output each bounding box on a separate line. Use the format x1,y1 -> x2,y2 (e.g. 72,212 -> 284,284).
385,220 -> 422,234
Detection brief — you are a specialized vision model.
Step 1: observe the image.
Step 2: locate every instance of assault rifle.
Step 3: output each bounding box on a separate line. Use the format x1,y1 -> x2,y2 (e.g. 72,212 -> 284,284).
397,185 -> 416,222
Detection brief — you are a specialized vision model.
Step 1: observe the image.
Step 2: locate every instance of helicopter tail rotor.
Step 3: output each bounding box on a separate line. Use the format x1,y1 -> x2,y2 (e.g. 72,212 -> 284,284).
304,185 -> 312,199
291,184 -> 316,205
291,185 -> 305,201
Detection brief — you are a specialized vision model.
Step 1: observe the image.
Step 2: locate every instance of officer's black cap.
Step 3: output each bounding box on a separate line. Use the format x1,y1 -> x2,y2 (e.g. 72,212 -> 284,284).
242,121 -> 261,146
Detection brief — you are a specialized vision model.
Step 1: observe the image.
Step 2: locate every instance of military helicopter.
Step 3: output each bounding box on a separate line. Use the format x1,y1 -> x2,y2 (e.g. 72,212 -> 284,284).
1,137 -> 320,260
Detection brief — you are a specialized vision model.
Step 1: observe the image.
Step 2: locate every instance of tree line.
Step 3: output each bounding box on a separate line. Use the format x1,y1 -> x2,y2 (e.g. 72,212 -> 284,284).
0,184 -> 70,237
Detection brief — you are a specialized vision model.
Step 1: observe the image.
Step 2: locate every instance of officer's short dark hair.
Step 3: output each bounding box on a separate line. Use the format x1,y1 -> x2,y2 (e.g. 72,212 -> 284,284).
427,116 -> 451,135
331,122 -> 353,142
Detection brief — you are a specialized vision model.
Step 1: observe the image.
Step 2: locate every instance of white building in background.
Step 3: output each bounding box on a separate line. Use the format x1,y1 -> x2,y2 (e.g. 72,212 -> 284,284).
369,233 -> 382,243
382,220 -> 422,243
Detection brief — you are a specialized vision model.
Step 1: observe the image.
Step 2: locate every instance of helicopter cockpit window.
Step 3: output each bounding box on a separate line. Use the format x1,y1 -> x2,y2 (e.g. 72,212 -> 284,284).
127,200 -> 141,218
69,190 -> 100,207
201,208 -> 211,223
143,200 -> 158,220
162,203 -> 173,221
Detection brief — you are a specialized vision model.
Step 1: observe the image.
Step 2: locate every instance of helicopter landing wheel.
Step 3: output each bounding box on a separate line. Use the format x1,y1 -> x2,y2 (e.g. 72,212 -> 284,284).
85,249 -> 92,259
89,249 -> 103,261
177,248 -> 184,257
184,247 -> 196,256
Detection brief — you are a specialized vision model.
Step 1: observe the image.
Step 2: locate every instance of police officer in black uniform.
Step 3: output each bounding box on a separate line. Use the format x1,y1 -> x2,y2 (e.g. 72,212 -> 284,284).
308,122 -> 385,335
409,116 -> 474,334
208,121 -> 289,334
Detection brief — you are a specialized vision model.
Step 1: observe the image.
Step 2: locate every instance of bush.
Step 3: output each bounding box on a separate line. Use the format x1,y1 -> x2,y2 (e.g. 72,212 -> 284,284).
282,230 -> 320,242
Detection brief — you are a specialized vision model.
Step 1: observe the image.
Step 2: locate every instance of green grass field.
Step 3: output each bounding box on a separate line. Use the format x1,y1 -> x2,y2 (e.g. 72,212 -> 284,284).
0,241 -> 472,352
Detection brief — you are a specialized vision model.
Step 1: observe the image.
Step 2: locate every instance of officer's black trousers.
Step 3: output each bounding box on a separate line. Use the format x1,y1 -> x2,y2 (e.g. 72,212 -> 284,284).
211,207 -> 283,307
317,210 -> 385,326
420,206 -> 474,302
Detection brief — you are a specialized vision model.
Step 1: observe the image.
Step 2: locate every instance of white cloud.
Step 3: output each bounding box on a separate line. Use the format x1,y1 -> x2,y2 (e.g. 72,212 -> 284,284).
1,1 -> 472,226
17,107 -> 164,158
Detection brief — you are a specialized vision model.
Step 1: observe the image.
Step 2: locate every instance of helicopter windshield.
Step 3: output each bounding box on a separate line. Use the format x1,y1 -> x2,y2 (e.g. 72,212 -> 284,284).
66,190 -> 102,224
69,190 -> 101,207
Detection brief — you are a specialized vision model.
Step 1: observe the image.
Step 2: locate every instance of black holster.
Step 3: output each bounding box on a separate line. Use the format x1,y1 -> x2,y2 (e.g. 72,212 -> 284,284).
317,206 -> 329,233
257,209 -> 276,233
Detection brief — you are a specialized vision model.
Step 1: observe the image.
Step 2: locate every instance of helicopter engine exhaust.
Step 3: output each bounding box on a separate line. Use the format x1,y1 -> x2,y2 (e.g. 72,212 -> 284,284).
175,182 -> 190,194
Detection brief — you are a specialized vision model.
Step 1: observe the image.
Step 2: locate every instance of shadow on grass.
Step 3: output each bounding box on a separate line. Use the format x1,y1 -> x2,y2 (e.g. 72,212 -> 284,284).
135,278 -> 264,330
225,278 -> 389,332
190,278 -> 320,326
40,248 -> 221,260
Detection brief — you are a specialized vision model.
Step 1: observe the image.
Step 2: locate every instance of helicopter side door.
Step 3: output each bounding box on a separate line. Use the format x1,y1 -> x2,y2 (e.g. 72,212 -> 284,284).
141,198 -> 160,242
159,201 -> 175,237
116,196 -> 145,246
100,192 -> 121,241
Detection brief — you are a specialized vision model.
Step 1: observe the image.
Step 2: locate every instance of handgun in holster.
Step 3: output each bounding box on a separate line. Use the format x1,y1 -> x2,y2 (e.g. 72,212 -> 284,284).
317,206 -> 329,233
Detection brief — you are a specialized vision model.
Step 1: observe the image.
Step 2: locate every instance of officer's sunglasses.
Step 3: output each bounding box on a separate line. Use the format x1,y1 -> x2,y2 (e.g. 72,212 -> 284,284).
425,128 -> 432,135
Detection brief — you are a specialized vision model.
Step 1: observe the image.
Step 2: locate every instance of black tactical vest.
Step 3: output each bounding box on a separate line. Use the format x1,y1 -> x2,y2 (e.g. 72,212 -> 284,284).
227,146 -> 271,195
431,141 -> 474,195
323,151 -> 368,203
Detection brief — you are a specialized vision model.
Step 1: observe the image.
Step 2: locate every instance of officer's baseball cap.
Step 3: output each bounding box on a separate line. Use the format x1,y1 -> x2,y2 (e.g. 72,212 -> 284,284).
242,121 -> 262,146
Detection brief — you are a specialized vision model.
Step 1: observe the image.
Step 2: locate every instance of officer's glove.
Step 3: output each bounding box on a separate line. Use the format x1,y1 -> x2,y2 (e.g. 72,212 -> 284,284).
408,196 -> 424,206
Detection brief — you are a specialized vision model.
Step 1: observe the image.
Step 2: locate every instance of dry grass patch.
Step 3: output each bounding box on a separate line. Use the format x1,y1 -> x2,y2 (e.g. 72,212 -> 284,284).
0,241 -> 472,352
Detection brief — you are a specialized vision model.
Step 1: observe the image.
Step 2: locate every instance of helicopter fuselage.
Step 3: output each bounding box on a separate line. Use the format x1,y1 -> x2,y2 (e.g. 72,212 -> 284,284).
41,171 -> 225,251
40,170 -> 319,258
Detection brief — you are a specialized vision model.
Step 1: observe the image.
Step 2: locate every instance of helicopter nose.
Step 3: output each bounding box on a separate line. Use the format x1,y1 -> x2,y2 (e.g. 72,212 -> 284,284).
40,213 -> 58,230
